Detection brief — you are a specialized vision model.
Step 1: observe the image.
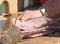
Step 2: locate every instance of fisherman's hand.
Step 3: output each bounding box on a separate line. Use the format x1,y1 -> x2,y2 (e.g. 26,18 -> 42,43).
19,10 -> 43,22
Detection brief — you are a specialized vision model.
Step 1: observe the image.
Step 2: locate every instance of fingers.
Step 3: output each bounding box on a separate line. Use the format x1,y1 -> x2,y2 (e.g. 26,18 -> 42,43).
18,10 -> 43,22
46,17 -> 52,22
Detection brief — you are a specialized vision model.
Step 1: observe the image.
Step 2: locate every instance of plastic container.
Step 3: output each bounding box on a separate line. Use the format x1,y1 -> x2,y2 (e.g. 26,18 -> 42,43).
0,16 -> 7,30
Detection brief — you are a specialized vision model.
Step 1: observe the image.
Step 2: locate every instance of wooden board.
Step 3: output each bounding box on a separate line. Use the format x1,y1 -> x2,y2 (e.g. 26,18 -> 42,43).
17,37 -> 60,44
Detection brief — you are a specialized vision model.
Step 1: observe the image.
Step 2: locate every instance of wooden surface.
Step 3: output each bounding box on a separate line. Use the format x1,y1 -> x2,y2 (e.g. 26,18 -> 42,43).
17,37 -> 60,44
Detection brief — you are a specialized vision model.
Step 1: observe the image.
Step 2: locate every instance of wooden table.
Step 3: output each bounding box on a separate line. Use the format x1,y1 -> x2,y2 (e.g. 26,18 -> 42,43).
17,37 -> 60,44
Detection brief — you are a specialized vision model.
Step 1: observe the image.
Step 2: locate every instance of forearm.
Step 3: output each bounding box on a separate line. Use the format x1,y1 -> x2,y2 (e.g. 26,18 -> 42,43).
43,0 -> 60,19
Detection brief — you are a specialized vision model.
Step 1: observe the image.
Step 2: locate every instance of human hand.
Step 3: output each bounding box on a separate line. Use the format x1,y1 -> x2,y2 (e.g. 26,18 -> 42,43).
18,10 -> 43,22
